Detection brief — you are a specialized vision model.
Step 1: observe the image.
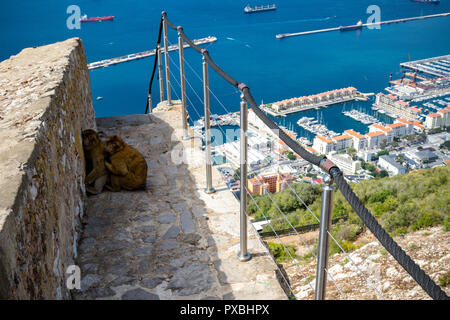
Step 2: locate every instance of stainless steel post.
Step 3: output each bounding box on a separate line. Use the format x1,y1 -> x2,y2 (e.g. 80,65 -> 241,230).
157,45 -> 164,103
202,54 -> 215,194
162,13 -> 172,105
238,95 -> 251,262
315,176 -> 334,300
178,27 -> 190,140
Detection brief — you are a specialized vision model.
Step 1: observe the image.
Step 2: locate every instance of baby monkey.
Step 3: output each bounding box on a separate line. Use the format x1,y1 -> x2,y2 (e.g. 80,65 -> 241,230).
82,129 -> 108,195
104,135 -> 148,192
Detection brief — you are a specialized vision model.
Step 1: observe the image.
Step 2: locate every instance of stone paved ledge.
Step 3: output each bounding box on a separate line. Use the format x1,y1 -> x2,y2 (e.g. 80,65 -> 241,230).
73,100 -> 286,300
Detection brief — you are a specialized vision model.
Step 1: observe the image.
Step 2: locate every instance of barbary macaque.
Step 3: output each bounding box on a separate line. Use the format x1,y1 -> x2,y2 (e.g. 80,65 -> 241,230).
82,129 -> 108,195
104,135 -> 148,192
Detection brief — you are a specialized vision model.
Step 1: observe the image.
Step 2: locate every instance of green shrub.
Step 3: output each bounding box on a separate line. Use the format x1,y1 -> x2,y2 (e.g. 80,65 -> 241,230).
439,273 -> 450,287
411,210 -> 444,231
267,242 -> 296,263
368,190 -> 393,204
444,215 -> 450,232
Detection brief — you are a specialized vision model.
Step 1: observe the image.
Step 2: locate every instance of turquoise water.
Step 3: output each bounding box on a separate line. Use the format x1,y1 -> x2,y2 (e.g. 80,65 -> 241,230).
1,0 -> 450,138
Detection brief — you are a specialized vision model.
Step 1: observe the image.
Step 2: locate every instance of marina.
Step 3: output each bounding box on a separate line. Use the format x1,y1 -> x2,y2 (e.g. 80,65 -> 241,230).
275,12 -> 450,39
297,116 -> 338,137
87,36 -> 217,70
342,109 -> 378,124
400,54 -> 450,78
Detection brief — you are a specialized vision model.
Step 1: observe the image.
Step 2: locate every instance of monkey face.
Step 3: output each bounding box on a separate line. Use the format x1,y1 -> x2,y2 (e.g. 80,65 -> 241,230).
105,135 -> 125,155
82,129 -> 100,149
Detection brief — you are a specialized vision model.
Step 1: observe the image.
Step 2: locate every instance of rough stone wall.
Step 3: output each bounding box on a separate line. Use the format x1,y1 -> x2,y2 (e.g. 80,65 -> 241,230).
0,38 -> 95,299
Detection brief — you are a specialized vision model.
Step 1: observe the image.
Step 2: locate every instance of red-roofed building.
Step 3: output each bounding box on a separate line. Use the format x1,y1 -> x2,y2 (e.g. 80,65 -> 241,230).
369,123 -> 393,143
425,113 -> 443,129
248,173 -> 293,195
312,135 -> 335,154
331,135 -> 353,151
375,93 -> 419,121
344,129 -> 368,151
365,131 -> 387,149
438,108 -> 450,127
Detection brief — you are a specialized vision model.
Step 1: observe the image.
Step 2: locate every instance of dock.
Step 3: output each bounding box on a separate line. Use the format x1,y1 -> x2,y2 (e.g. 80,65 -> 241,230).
276,12 -> 450,39
87,36 -> 217,70
400,54 -> 450,78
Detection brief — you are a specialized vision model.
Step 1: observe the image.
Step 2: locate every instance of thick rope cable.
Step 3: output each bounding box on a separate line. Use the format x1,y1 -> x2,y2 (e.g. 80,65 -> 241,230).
145,17 -> 163,114
160,12 -> 449,300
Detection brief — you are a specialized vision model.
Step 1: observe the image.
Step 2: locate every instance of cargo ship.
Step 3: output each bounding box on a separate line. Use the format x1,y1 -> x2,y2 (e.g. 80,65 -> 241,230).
410,0 -> 440,3
80,14 -> 114,22
244,4 -> 277,13
339,20 -> 363,31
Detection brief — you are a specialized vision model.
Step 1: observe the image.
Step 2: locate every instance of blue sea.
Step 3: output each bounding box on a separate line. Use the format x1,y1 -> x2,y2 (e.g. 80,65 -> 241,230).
2,0 -> 450,140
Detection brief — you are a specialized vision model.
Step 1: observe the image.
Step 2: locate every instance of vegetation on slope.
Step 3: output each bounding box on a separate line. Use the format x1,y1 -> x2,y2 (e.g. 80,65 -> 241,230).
249,165 -> 450,256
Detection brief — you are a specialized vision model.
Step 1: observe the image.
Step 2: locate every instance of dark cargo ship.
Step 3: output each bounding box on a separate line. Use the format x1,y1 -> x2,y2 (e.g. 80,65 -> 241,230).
411,0 -> 440,4
339,20 -> 363,31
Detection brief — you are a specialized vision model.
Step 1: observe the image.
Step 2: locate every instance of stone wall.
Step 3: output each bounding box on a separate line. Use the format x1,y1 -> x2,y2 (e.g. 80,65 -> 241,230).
0,38 -> 95,299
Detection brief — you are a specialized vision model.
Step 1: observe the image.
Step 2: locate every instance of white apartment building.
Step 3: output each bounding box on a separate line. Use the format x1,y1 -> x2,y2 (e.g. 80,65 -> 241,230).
344,129 -> 368,151
366,131 -> 386,149
331,135 -> 353,151
312,135 -> 335,154
438,107 -> 450,127
425,113 -> 443,130
369,123 -> 393,143
328,152 -> 361,174
378,155 -> 406,176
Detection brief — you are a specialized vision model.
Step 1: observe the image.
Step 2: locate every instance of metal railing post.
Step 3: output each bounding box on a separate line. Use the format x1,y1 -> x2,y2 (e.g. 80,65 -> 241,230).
202,53 -> 215,194
162,12 -> 172,105
157,45 -> 164,103
238,95 -> 251,262
178,27 -> 190,140
315,176 -> 334,300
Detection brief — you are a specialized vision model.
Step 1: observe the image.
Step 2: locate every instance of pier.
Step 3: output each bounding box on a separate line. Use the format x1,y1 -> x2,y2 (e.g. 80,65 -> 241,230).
276,12 -> 450,39
400,54 -> 450,78
87,36 -> 217,70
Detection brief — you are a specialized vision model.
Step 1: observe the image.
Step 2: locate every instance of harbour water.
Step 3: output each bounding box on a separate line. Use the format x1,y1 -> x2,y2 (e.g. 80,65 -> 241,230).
1,0 -> 450,140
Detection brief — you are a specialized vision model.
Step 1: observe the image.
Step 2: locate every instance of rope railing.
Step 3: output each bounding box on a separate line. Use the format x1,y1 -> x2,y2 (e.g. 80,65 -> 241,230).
150,11 -> 449,300
145,17 -> 163,114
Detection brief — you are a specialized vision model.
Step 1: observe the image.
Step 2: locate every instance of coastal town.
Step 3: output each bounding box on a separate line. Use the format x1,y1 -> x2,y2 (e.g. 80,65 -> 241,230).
193,54 -> 450,199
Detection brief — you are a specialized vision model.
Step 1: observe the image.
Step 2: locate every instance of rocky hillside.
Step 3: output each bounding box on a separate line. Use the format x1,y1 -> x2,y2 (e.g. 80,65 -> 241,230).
281,226 -> 449,300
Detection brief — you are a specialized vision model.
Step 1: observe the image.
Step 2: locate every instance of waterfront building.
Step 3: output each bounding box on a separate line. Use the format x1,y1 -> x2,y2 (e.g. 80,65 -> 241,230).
424,113 -> 443,129
365,131 -> 386,149
248,173 -> 293,195
344,129 -> 368,151
375,93 -> 419,121
412,121 -> 425,132
331,134 -> 353,151
271,87 -> 358,112
394,118 -> 415,134
386,122 -> 410,137
437,107 -> 450,127
369,123 -> 394,143
312,135 -> 335,154
327,152 -> 361,174
378,155 -> 406,176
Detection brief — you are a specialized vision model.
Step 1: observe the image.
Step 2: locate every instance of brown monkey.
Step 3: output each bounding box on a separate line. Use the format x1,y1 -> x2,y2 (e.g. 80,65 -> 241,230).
104,135 -> 148,192
82,129 -> 108,195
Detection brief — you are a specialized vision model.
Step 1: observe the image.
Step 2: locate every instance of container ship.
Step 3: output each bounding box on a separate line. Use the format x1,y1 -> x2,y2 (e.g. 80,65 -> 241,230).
80,14 -> 114,22
244,4 -> 277,13
410,0 -> 440,3
339,20 -> 363,31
